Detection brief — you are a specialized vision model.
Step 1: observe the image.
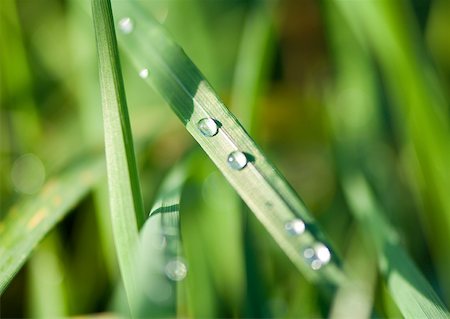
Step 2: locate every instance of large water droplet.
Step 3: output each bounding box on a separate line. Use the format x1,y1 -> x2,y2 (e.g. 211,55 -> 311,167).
315,243 -> 331,263
139,68 -> 149,79
165,259 -> 187,281
285,219 -> 305,236
227,151 -> 248,170
197,118 -> 218,137
118,17 -> 134,34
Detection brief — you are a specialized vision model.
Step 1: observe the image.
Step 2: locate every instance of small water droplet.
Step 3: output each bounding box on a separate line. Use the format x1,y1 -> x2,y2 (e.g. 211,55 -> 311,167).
118,17 -> 134,34
285,219 -> 305,236
311,259 -> 322,270
165,258 -> 187,281
302,243 -> 331,270
197,118 -> 218,137
303,247 -> 315,259
139,68 -> 149,79
227,151 -> 248,170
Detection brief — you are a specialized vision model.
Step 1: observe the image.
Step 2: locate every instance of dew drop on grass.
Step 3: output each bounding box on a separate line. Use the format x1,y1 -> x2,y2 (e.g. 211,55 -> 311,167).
165,258 -> 187,281
118,17 -> 134,34
139,68 -> 149,79
197,118 -> 218,137
302,243 -> 331,270
227,151 -> 248,170
285,219 -> 305,236
315,243 -> 331,263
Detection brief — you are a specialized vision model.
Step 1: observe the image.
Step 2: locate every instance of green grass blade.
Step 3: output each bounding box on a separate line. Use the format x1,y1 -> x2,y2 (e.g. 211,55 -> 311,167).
324,2 -> 449,316
135,159 -> 187,317
0,156 -> 103,294
333,0 -> 450,300
111,0 -> 345,287
343,175 -> 449,319
28,233 -> 68,318
329,228 -> 377,319
91,0 -> 145,313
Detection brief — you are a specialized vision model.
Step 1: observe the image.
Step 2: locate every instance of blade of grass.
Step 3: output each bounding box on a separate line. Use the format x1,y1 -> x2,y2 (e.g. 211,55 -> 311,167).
28,233 -> 68,318
112,0 -> 345,287
334,0 -> 450,301
135,158 -> 188,318
91,0 -> 145,314
324,2 -> 449,316
343,175 -> 449,318
329,226 -> 377,319
0,155 -> 103,294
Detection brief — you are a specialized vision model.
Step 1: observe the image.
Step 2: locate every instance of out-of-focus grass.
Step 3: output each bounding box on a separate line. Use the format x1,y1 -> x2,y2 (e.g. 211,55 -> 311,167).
1,0 -> 449,317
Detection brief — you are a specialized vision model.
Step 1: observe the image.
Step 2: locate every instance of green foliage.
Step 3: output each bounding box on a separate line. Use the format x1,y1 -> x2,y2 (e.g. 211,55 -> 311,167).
1,0 -> 449,317
0,156 -> 103,293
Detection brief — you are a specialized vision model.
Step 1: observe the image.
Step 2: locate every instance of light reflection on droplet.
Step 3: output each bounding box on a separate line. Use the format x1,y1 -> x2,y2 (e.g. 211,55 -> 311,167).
139,68 -> 149,79
284,219 -> 305,236
197,118 -> 218,137
315,243 -> 331,263
118,17 -> 134,34
165,258 -> 187,281
227,151 -> 248,170
11,153 -> 46,194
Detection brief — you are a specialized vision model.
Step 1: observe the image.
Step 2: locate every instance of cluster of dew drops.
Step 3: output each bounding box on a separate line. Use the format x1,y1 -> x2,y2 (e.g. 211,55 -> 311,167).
117,17 -> 332,272
198,117 -> 332,270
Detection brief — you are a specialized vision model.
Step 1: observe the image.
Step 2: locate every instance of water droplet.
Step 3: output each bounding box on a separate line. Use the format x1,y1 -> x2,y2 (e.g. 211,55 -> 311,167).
311,259 -> 322,270
197,118 -> 218,137
139,68 -> 149,79
302,243 -> 331,270
284,219 -> 305,236
227,151 -> 248,170
118,17 -> 133,34
315,243 -> 331,263
303,247 -> 315,259
165,258 -> 187,281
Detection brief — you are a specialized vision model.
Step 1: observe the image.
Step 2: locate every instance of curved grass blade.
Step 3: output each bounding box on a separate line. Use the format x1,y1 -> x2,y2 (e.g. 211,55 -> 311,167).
111,0 -> 345,287
91,0 -> 145,314
0,156 -> 104,294
324,2 -> 450,316
135,159 -> 187,317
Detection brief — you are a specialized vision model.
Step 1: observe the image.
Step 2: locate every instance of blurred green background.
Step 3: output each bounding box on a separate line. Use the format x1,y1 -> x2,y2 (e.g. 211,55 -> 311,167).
1,0 -> 449,317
